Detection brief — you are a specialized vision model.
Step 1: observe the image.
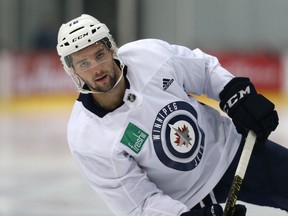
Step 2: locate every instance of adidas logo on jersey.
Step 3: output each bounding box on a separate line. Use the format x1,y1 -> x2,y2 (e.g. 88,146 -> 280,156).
163,78 -> 174,91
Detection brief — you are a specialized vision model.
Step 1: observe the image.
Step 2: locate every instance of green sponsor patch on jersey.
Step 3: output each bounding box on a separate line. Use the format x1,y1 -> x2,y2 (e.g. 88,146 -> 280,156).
120,123 -> 148,154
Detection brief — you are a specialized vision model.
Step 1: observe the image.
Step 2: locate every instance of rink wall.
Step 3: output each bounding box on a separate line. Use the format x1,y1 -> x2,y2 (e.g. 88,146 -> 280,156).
0,50 -> 287,113
0,51 -> 77,114
0,51 -> 74,98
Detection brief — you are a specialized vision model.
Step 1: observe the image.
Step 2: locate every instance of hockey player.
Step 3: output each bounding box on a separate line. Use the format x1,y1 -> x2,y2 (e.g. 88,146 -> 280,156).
56,14 -> 287,216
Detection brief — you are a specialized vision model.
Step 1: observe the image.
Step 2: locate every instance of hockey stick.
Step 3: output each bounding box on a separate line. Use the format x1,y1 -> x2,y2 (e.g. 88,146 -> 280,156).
223,130 -> 257,216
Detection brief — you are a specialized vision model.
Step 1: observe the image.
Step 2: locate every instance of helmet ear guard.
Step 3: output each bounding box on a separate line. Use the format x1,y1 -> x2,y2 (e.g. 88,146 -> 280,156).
102,37 -> 112,50
64,55 -> 72,68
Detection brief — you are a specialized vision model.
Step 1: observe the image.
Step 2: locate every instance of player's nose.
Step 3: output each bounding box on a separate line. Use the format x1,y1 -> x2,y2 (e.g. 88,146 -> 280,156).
90,64 -> 102,74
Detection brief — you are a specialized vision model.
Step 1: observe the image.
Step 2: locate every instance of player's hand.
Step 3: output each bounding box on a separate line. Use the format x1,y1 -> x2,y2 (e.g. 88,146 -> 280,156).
219,77 -> 279,142
180,204 -> 247,216
232,204 -> 247,216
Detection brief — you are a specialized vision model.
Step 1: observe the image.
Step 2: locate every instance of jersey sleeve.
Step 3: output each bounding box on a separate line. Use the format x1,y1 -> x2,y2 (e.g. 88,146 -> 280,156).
166,42 -> 235,101
118,39 -> 234,101
71,149 -> 190,216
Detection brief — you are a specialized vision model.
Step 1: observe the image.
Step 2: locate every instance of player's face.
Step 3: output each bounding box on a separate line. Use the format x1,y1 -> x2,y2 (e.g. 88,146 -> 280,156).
71,42 -> 119,93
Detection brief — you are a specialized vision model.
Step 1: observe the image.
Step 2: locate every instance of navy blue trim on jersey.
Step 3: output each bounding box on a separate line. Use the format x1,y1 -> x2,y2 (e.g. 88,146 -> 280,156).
77,60 -> 129,118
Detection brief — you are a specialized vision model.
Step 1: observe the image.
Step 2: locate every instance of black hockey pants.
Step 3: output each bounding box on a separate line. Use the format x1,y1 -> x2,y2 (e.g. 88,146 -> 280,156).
213,138 -> 288,211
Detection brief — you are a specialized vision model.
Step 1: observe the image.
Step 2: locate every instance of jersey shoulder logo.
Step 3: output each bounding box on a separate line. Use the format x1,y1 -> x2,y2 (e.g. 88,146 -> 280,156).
162,78 -> 174,91
121,123 -> 148,154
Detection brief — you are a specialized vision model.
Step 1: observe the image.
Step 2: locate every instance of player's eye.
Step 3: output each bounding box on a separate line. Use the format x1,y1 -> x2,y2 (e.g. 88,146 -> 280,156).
79,61 -> 90,68
96,52 -> 105,61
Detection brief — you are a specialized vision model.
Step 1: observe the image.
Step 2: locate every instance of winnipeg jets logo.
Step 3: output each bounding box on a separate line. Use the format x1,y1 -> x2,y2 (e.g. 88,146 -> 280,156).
170,123 -> 193,150
152,101 -> 205,171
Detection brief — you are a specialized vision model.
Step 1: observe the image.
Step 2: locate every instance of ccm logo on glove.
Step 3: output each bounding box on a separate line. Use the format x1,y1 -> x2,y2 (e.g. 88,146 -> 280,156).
219,77 -> 278,142
222,85 -> 252,114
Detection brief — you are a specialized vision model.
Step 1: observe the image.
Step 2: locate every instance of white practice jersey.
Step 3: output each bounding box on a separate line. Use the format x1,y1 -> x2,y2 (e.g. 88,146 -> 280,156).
67,39 -> 242,216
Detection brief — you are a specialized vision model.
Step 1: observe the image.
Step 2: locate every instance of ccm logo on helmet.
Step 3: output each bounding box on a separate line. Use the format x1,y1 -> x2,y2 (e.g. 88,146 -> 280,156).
72,32 -> 88,42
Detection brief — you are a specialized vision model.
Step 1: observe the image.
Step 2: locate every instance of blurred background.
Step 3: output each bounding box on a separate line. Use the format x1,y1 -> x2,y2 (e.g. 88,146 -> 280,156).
0,0 -> 287,215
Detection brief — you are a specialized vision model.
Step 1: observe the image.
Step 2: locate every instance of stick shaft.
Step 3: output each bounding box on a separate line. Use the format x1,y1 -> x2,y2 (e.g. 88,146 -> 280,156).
223,130 -> 257,216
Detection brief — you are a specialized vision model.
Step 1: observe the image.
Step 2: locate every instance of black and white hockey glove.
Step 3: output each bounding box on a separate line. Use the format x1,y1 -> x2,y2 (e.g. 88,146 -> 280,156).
219,77 -> 279,142
180,204 -> 247,216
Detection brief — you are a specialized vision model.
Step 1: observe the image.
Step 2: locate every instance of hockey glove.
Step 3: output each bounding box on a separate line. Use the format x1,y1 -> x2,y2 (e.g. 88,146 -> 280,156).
180,204 -> 247,216
219,77 -> 279,142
